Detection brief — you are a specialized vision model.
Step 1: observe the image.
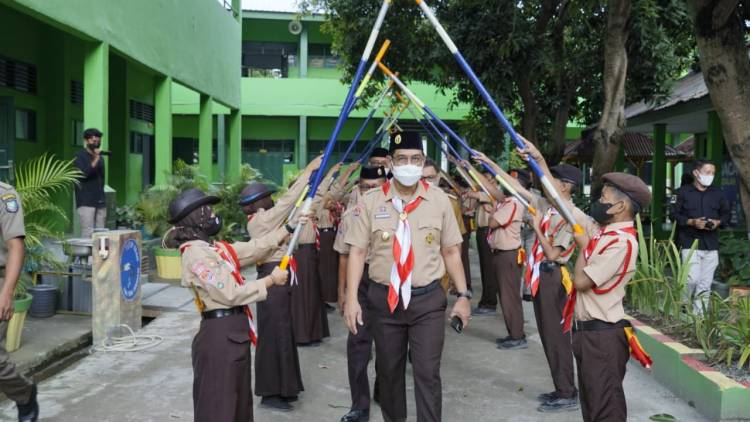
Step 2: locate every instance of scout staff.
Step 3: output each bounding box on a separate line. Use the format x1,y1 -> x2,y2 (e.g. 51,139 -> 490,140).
239,155 -> 322,412
477,151 -> 592,412
519,137 -> 653,421
344,131 -> 471,422
334,165 -> 387,422
0,183 -> 39,422
164,188 -> 293,422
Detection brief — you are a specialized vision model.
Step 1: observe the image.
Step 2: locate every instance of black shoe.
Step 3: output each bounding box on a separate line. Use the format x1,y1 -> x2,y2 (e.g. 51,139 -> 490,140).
325,303 -> 336,313
340,408 -> 370,422
494,336 -> 511,346
17,384 -> 39,422
261,395 -> 293,411
472,307 -> 495,316
522,294 -> 533,302
536,391 -> 558,403
298,340 -> 322,347
497,338 -> 528,350
282,395 -> 298,403
537,396 -> 579,412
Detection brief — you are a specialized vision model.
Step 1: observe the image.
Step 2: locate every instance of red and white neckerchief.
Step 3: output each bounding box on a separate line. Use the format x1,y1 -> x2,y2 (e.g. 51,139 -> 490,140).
560,224 -> 637,333
289,255 -> 299,286
385,180 -> 427,313
524,208 -> 575,297
314,223 -> 321,251
215,241 -> 258,346
486,197 -> 518,244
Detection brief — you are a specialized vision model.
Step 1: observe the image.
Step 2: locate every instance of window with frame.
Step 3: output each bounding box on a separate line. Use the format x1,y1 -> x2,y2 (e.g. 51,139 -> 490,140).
241,42 -> 297,78
308,44 -> 341,69
15,109 -> 36,141
0,55 -> 37,94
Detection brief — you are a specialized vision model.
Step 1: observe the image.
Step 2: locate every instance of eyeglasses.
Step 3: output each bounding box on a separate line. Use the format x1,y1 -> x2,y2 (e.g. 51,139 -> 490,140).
393,155 -> 425,166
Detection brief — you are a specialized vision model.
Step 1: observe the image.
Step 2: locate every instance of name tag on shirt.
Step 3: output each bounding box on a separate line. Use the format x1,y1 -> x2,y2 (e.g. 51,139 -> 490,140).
375,213 -> 391,219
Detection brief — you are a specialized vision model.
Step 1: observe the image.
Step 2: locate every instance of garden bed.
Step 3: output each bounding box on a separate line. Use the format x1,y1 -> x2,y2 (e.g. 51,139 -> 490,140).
627,315 -> 750,421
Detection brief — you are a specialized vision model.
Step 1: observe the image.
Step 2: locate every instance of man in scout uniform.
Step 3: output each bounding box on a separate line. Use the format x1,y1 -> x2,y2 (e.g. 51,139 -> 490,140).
0,184 -> 39,422
368,147 -> 389,168
335,165 -> 387,422
164,188 -> 295,422
239,155 -> 322,412
476,151 -> 590,412
469,179 -> 496,316
343,131 -> 471,422
519,137 -> 653,421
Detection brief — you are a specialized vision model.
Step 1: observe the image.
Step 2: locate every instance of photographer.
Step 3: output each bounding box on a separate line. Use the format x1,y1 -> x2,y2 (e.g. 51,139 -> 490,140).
671,159 -> 730,314
73,128 -> 106,238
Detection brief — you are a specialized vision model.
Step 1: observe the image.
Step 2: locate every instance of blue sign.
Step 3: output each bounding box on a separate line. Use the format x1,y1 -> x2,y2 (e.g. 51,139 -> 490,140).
120,239 -> 141,302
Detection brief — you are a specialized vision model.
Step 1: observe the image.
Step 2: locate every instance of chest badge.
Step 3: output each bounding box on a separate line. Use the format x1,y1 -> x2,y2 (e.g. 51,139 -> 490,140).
426,232 -> 435,245
381,231 -> 391,241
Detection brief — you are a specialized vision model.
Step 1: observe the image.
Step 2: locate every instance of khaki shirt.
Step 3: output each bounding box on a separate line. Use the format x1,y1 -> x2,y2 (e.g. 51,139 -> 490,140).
535,197 -> 596,265
475,193 -> 493,228
575,221 -> 637,323
246,174 -> 308,262
0,182 -> 24,267
448,194 -> 467,235
180,227 -> 287,311
345,181 -> 463,287
488,197 -> 523,250
333,203 -> 363,256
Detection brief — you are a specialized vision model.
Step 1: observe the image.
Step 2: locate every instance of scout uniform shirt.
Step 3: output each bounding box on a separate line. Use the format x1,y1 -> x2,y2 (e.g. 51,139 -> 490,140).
538,198 -> 596,265
448,193 -> 467,236
488,197 -> 523,251
475,192 -> 493,229
575,221 -> 638,323
0,182 -> 24,270
180,227 -> 288,311
246,175 -> 308,263
345,181 -> 463,288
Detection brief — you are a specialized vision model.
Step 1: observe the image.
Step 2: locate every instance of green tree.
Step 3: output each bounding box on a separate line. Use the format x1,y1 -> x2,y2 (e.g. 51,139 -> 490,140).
686,0 -> 750,228
299,0 -> 694,191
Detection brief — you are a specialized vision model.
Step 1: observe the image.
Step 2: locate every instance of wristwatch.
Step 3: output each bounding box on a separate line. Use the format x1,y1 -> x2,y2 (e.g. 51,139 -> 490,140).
285,223 -> 295,234
455,290 -> 473,300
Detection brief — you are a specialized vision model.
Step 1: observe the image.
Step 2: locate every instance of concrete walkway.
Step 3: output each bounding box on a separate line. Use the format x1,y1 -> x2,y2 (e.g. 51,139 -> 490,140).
0,250 -> 709,421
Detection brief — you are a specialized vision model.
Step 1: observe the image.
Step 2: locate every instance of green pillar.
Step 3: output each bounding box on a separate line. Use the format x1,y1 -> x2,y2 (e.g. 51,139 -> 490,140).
707,111 -> 724,184
666,133 -> 677,192
300,25 -> 308,78
199,95 -> 213,179
154,75 -> 172,185
84,41 -> 109,182
227,109 -> 242,181
298,116 -> 307,168
652,124 -> 667,238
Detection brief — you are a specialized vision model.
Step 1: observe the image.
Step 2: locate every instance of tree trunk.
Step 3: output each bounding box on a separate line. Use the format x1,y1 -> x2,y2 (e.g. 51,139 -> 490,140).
687,0 -> 750,234
550,83 -> 575,164
518,73 -> 539,144
590,0 -> 631,199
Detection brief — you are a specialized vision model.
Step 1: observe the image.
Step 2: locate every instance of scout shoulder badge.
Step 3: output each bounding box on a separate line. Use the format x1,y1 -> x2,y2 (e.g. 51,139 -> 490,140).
2,192 -> 19,213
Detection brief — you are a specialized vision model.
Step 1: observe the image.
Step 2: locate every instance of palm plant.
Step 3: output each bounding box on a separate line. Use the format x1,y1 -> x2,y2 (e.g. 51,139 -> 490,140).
13,154 -> 81,281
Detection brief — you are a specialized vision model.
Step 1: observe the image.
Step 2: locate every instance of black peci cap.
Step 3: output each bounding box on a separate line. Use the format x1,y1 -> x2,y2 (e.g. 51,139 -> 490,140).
388,131 -> 423,154
360,166 -> 387,180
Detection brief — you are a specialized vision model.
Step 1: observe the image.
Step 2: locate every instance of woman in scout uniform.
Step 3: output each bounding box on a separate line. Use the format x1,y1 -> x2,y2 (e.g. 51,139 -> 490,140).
343,131 -> 471,422
239,155 -> 321,411
164,188 -> 297,422
334,165 -> 387,422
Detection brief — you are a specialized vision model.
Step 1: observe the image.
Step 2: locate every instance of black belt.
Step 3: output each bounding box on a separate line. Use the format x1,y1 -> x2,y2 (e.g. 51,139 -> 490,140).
202,306 -> 245,320
372,279 -> 440,297
319,227 -> 336,233
540,261 -> 560,273
573,319 -> 631,333
298,243 -> 316,250
491,248 -> 518,255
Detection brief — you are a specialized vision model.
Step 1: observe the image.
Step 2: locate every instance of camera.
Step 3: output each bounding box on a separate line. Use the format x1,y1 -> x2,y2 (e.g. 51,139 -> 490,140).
703,218 -> 715,230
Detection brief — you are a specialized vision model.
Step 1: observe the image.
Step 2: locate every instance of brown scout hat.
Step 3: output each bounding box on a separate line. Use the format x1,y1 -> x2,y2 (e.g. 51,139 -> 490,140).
602,172 -> 652,210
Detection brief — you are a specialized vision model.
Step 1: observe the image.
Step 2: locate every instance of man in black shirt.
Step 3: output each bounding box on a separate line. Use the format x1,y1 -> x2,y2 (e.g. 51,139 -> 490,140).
74,128 -> 106,238
671,159 -> 730,314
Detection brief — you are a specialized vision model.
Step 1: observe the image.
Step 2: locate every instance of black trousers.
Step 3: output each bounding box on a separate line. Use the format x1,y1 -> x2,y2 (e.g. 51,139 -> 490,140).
475,227 -> 496,309
368,283 -> 447,422
347,267 -> 376,411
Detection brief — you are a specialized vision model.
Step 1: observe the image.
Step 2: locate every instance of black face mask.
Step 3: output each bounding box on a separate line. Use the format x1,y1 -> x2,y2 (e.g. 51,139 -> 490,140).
88,142 -> 101,150
591,201 -> 617,225
203,215 -> 223,236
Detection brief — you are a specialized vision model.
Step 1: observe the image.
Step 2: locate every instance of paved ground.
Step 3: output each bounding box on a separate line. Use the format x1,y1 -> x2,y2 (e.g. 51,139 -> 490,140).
0,250 -> 709,421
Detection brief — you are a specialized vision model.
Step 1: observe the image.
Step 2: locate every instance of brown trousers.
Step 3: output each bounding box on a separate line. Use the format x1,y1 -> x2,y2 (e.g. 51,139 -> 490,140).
368,282 -> 447,422
572,327 -> 629,422
460,233 -> 472,292
347,266 -> 376,411
532,265 -> 576,398
193,313 -> 253,422
318,229 -> 339,303
475,228 -> 496,309
0,321 -> 33,404
290,244 -> 330,344
492,249 -> 524,339
254,262 -> 304,398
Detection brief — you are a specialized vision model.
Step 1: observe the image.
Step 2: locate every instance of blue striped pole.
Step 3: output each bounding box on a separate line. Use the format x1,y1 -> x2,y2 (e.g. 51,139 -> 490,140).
279,0 -> 392,270
338,82 -> 393,164
416,0 -> 577,231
